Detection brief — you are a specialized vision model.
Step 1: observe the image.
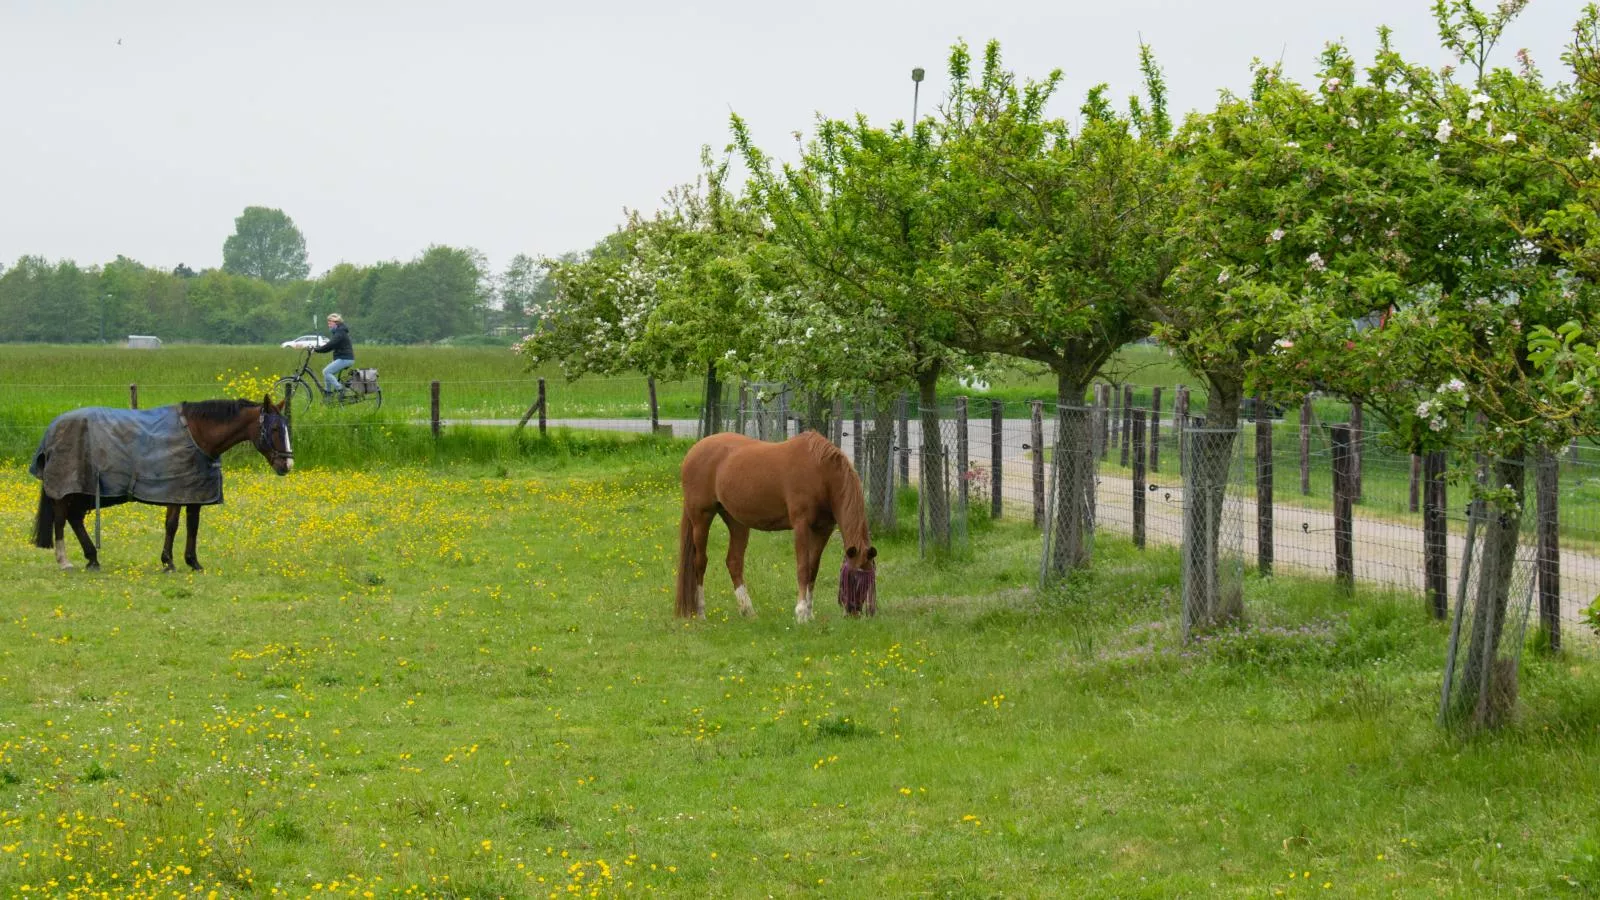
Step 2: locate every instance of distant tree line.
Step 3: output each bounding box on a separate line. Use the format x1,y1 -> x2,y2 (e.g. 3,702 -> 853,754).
0,206 -> 556,344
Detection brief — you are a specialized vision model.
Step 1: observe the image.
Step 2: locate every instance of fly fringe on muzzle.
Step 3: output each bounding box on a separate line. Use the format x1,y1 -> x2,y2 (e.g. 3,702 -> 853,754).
838,563 -> 876,617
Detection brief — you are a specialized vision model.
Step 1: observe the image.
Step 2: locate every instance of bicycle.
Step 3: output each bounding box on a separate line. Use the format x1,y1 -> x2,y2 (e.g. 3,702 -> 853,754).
275,345 -> 383,412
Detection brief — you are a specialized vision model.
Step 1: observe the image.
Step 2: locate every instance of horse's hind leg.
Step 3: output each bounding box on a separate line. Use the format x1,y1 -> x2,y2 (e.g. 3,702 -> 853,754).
689,512 -> 713,617
52,498 -> 74,570
183,504 -> 203,571
721,514 -> 754,617
160,505 -> 180,572
65,503 -> 99,571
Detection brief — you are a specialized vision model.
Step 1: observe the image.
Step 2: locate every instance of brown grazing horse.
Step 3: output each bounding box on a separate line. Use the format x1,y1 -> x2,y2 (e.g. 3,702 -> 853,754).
677,431 -> 876,622
31,397 -> 293,572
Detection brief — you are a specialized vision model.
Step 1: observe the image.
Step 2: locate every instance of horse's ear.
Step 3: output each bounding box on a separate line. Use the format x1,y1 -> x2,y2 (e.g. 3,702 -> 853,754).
262,393 -> 276,411
867,546 -> 878,560
846,546 -> 859,559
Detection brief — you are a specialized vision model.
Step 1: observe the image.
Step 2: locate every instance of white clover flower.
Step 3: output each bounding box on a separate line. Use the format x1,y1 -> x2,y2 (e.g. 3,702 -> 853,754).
1435,119 -> 1454,143
1500,132 -> 1517,143
1307,251 -> 1327,271
1269,228 -> 1286,242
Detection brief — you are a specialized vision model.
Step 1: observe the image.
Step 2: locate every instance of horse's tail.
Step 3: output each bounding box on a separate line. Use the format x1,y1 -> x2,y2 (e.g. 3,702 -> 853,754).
675,510 -> 698,618
32,488 -> 54,549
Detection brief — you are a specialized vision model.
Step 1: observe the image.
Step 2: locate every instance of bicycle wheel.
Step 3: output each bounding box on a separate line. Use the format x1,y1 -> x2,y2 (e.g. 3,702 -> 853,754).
275,376 -> 316,413
369,386 -> 383,411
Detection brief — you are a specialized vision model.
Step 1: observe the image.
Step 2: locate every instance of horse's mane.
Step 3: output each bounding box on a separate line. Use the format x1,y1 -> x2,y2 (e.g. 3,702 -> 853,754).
796,431 -> 865,529
181,399 -> 261,422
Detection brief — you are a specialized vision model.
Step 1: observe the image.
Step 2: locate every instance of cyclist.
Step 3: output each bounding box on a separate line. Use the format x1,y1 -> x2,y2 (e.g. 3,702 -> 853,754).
315,313 -> 355,393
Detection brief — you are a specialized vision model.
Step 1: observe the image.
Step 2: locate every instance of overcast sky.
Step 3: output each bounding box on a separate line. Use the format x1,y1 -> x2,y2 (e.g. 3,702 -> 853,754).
0,0 -> 1586,276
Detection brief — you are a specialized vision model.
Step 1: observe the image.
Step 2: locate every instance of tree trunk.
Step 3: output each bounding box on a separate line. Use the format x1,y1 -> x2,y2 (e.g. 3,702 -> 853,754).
1456,455 -> 1526,728
867,392 -> 897,532
917,365 -> 952,554
1048,374 -> 1093,576
702,361 -> 724,437
1182,385 -> 1242,637
800,390 -> 831,435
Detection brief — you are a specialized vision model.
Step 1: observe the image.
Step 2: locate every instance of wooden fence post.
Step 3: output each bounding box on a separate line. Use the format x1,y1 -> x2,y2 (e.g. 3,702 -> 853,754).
1095,384 -> 1109,460
1132,408 -> 1147,549
1256,394 -> 1273,577
1537,451 -> 1561,652
1031,400 -> 1045,529
516,378 -> 545,433
1150,386 -> 1163,473
956,397 -> 969,510
853,399 -> 863,466
898,392 -> 910,483
129,383 -> 138,409
830,398 -> 844,446
1120,384 -> 1134,468
1175,385 -> 1189,475
538,377 -> 547,436
1300,395 -> 1312,496
648,377 -> 660,433
1409,455 -> 1421,513
1351,398 -> 1364,502
1331,424 -> 1354,592
1424,450 -> 1448,619
991,399 -> 1003,520
430,381 -> 441,438
1110,384 -> 1122,453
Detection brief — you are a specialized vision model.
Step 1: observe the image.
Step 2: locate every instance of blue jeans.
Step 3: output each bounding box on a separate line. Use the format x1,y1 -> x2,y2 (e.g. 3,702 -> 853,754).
323,358 -> 355,392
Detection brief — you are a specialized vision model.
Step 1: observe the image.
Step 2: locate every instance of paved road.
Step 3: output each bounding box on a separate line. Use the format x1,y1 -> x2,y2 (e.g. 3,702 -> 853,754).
457,415 -> 1598,626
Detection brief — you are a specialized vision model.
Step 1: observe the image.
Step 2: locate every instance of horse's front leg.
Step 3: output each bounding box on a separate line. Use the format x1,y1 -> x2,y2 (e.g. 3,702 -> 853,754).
183,504 -> 203,571
792,529 -> 815,623
160,505 -> 180,572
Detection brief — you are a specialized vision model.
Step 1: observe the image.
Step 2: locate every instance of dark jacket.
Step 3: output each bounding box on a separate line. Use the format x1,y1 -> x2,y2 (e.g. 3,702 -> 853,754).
315,323 -> 354,360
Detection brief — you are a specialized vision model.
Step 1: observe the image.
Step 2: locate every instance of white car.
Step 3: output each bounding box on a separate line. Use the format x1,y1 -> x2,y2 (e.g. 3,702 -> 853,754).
281,335 -> 326,349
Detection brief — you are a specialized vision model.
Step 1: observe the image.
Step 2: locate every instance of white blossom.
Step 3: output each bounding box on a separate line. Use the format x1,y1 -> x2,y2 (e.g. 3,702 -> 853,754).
1430,416 -> 1447,432
1345,116 -> 1361,128
1589,142 -> 1600,160
1324,77 -> 1343,92
1217,269 -> 1230,285
1274,337 -> 1295,350
1269,228 -> 1286,242
1417,400 -> 1435,417
1435,119 -> 1453,143
1441,378 -> 1466,393
1499,132 -> 1517,144
1470,92 -> 1491,107
1307,252 -> 1327,272
1466,107 -> 1484,122
1284,141 -> 1300,149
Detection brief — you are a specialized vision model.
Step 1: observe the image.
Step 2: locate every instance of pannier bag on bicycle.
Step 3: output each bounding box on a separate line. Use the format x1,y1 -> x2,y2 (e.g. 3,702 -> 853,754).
349,368 -> 380,395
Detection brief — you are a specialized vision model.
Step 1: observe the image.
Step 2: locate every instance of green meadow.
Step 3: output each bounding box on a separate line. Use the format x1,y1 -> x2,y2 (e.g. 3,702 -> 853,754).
3,434 -> 1600,896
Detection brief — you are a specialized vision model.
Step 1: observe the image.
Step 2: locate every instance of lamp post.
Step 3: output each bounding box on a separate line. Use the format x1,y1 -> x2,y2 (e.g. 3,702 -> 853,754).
911,66 -> 925,124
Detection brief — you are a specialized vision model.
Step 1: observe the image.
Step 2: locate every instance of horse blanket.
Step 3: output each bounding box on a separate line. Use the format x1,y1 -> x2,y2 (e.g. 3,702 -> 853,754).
29,406 -> 223,507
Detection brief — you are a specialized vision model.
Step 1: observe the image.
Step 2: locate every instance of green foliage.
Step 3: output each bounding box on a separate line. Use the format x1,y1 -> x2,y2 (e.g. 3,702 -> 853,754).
221,206 -> 310,284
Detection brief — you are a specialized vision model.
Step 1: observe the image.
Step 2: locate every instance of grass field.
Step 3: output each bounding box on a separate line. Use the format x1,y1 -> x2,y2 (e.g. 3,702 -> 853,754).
5,439 -> 1600,897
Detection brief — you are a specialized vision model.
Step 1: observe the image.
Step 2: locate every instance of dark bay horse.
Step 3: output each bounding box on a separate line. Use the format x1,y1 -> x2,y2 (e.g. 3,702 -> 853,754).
677,430 -> 876,622
30,397 -> 292,572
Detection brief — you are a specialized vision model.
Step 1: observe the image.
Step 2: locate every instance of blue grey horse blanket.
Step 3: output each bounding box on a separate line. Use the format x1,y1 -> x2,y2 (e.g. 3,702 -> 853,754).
29,406 -> 224,506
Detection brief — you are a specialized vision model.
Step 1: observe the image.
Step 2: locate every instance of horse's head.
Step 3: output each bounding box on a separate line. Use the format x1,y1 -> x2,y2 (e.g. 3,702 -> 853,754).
838,544 -> 878,617
252,394 -> 294,476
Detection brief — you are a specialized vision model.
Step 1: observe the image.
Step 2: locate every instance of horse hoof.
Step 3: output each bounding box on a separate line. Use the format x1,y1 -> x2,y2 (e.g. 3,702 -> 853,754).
85,562 -> 100,572
189,565 -> 204,573
59,563 -> 74,572
162,565 -> 176,574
